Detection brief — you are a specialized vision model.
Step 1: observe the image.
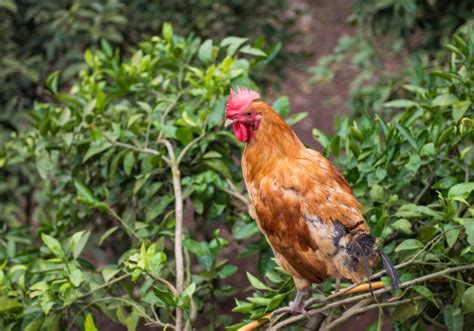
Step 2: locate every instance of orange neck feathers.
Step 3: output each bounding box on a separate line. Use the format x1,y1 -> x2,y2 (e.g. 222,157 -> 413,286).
242,102 -> 304,182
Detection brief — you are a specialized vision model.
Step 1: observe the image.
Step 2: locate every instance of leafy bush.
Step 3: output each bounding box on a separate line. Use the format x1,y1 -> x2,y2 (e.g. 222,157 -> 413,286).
0,0 -> 294,134
231,31 -> 473,330
0,24 -> 309,330
309,0 -> 474,114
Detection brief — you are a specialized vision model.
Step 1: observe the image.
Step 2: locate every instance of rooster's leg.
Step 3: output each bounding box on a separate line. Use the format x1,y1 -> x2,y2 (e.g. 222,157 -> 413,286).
288,287 -> 309,313
335,278 -> 341,292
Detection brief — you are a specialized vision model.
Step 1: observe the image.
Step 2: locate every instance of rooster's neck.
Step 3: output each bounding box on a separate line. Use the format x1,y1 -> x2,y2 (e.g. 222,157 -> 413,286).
242,105 -> 304,183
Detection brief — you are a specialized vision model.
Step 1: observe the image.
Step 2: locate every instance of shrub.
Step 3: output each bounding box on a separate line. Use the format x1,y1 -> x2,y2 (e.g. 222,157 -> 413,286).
0,24 -> 309,330
231,31 -> 473,330
309,0 -> 474,115
0,0 -> 295,135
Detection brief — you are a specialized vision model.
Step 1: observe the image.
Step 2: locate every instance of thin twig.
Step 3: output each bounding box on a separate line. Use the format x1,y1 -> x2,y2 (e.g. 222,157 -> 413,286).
151,275 -> 178,296
224,178 -> 250,205
414,174 -> 435,204
218,187 -> 249,209
107,207 -> 141,241
176,135 -> 204,165
422,312 -> 448,330
321,297 -> 417,330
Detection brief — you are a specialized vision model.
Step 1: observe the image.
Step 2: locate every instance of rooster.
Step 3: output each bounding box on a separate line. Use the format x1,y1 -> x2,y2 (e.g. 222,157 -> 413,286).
225,87 -> 399,313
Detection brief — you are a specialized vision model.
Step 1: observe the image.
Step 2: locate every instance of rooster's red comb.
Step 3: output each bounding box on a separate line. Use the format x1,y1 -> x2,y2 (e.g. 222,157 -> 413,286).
226,87 -> 260,118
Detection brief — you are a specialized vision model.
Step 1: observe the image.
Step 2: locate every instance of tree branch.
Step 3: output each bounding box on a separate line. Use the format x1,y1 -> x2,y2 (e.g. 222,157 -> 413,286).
268,263 -> 474,330
321,297 -> 418,330
158,138 -> 185,331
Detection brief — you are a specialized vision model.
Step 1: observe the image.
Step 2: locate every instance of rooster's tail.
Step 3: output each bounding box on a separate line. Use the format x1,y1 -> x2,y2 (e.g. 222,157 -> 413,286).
347,234 -> 400,292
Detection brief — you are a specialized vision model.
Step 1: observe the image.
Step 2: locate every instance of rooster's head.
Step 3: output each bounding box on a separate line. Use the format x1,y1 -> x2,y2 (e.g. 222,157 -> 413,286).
225,87 -> 261,143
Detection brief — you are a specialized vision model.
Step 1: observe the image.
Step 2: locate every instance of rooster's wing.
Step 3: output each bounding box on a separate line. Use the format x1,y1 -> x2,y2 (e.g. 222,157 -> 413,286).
249,149 -> 369,283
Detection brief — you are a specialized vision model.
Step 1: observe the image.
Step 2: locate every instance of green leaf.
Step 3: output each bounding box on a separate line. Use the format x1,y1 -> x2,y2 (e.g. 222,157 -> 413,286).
247,272 -> 271,291
123,151 -> 135,176
74,180 -> 99,204
433,176 -> 457,190
176,127 -> 193,144
233,222 -> 259,240
391,219 -> 413,235
84,49 -> 94,67
464,219 -> 474,246
445,227 -> 461,248
221,37 -> 248,56
46,70 -> 60,94
154,287 -> 176,306
127,113 -> 144,128
384,99 -> 419,108
71,230 -> 91,259
0,297 -> 22,313
395,123 -> 418,149
413,285 -> 438,307
84,312 -> 98,331
395,239 -> 423,252
405,154 -> 421,174
145,195 -> 173,222
444,305 -> 464,331
395,204 -> 441,219
239,45 -> 266,57
312,128 -> 330,148
198,39 -> 213,63
369,184 -> 385,201
99,226 -> 119,245
452,100 -> 471,122
69,266 -> 83,287
24,318 -> 44,331
286,112 -> 308,126
462,287 -> 474,314
36,150 -> 53,180
41,233 -> 64,258
83,142 -> 112,163
162,22 -> 173,41
102,267 -> 120,282
232,302 -> 254,313
272,96 -> 290,118
246,297 -> 271,306
204,159 -> 231,178
219,265 -> 238,278
432,93 -> 458,107
448,182 -> 474,199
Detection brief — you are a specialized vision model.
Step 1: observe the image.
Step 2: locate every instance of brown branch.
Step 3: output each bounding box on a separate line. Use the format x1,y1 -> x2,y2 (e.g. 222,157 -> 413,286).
322,297 -> 417,330
269,263 -> 474,330
414,174 -> 435,204
158,138 -> 184,331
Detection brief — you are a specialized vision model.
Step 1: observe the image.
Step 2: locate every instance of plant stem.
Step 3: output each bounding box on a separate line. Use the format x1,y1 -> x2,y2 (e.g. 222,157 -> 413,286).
158,138 -> 185,331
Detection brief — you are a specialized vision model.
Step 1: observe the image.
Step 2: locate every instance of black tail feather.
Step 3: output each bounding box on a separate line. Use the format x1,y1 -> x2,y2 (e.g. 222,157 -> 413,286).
350,235 -> 376,298
379,250 -> 400,291
347,234 -> 400,294
358,246 -> 375,298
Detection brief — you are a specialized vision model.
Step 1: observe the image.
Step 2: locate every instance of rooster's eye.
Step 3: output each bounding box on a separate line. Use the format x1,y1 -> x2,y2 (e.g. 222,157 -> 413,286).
246,112 -> 252,116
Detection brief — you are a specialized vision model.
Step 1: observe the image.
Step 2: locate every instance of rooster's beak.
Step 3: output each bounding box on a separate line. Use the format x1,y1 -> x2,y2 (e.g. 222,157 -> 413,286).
224,119 -> 235,128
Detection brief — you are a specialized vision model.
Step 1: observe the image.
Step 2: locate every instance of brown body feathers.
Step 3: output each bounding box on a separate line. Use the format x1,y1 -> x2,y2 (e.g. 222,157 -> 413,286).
241,102 -> 388,290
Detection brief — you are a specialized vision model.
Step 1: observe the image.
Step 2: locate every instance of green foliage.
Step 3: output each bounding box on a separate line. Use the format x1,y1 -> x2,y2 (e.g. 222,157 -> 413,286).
232,31 -> 473,330
309,0 -> 474,114
0,25 -> 307,329
0,0 -> 294,135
